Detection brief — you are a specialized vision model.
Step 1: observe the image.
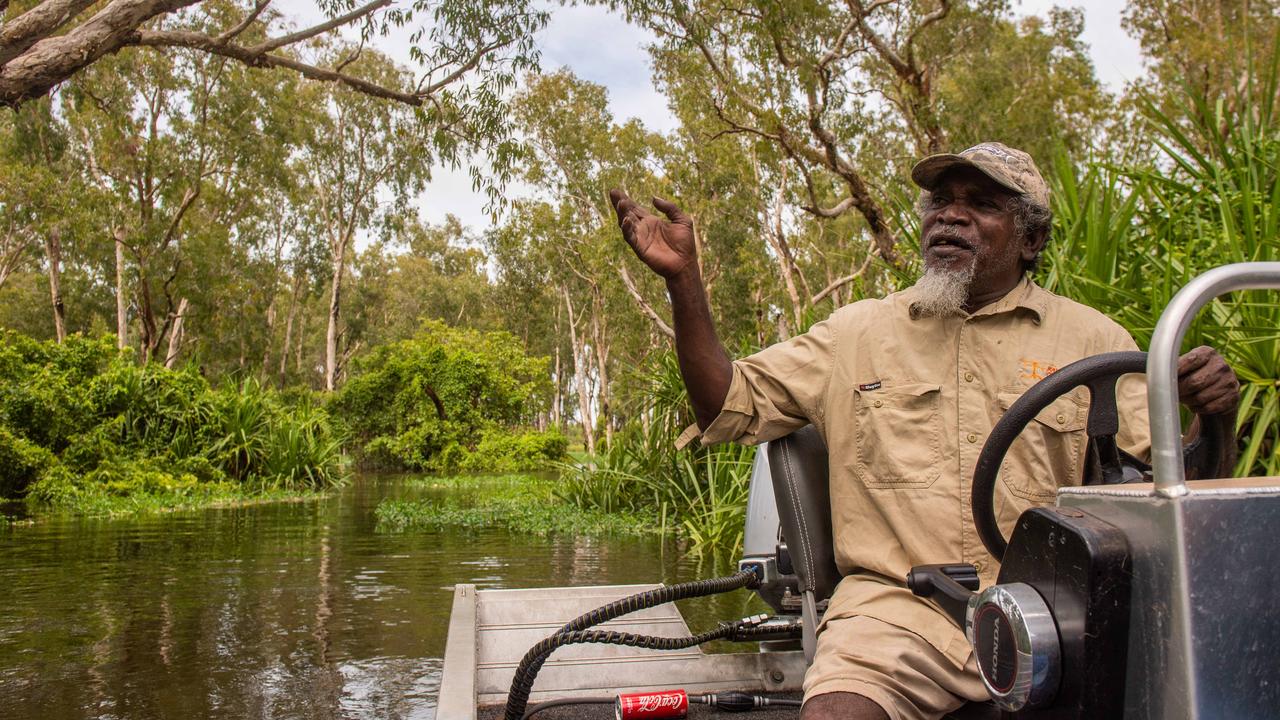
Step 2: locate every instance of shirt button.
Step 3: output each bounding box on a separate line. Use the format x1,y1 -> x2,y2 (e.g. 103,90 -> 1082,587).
964,372 -> 974,382
967,433 -> 977,443
1056,414 -> 1066,424
873,400 -> 883,408
973,560 -> 984,573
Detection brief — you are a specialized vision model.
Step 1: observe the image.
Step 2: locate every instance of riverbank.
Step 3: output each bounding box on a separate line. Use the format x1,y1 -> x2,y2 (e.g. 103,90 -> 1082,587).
7,482 -> 331,520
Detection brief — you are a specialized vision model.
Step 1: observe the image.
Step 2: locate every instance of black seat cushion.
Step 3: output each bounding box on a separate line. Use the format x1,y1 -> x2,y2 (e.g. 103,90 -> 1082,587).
767,426 -> 841,603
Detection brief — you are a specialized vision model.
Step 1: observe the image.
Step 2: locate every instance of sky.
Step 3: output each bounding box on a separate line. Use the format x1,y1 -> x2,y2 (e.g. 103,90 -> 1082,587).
274,1 -> 1148,231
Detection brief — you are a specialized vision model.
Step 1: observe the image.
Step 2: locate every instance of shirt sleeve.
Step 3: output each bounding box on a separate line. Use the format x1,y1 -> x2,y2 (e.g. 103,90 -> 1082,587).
684,316 -> 837,448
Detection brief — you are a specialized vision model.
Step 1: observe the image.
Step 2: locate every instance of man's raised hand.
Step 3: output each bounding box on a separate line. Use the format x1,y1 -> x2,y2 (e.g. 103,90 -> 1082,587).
609,189 -> 697,280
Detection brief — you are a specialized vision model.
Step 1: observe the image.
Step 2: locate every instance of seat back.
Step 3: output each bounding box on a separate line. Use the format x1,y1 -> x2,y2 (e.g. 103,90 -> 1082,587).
766,426 -> 841,604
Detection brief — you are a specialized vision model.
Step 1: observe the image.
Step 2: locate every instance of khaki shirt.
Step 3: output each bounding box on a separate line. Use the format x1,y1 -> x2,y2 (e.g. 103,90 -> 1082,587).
695,277 -> 1150,667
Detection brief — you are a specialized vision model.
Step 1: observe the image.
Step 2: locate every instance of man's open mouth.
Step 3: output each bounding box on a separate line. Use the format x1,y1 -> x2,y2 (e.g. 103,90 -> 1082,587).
927,235 -> 974,252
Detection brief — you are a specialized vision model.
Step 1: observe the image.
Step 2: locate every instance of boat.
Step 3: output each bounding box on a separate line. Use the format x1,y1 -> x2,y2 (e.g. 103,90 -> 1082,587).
441,262 -> 1280,719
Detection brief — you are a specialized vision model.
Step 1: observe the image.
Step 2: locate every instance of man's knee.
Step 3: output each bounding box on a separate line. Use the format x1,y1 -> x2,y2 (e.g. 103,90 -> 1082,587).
802,691 -> 890,720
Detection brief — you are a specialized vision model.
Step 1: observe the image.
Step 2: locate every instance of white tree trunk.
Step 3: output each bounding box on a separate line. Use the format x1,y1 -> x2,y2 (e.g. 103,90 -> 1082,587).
114,227 -> 127,348
324,234 -> 349,392
163,297 -> 188,368
563,289 -> 595,456
44,227 -> 65,342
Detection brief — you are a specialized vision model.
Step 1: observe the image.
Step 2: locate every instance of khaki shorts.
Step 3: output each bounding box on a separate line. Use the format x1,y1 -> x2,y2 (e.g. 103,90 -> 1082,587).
802,615 -> 988,720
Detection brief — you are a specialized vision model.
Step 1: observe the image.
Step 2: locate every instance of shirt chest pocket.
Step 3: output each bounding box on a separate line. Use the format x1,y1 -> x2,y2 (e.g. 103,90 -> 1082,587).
995,390 -> 1088,501
851,382 -> 942,489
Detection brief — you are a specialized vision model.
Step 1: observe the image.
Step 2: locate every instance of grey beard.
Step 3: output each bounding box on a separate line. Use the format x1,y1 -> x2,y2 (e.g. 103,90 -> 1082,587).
912,263 -> 975,317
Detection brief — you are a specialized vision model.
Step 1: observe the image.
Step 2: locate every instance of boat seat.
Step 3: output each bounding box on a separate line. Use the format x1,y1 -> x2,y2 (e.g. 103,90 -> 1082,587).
766,426 -> 1000,720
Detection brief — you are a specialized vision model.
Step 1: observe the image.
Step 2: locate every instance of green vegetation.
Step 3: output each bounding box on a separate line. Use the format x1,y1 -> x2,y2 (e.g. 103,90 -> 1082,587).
1042,64 -> 1280,476
558,353 -> 755,552
330,321 -> 567,473
0,332 -> 348,514
374,475 -> 657,537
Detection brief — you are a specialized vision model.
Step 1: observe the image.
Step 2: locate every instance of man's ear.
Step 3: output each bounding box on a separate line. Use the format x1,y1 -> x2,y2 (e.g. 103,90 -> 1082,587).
1021,225 -> 1049,262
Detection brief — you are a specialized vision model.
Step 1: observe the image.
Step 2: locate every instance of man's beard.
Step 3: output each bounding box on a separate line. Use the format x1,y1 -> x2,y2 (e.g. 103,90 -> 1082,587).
911,262 -> 976,317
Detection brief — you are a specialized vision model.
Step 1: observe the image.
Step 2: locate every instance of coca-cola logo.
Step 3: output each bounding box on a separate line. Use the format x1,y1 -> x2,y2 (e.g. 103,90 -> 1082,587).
636,693 -> 682,712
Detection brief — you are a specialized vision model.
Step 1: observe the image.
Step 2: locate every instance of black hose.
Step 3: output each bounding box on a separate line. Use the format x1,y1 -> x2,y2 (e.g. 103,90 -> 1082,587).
523,696 -> 613,718
555,570 -> 760,634
503,570 -> 760,720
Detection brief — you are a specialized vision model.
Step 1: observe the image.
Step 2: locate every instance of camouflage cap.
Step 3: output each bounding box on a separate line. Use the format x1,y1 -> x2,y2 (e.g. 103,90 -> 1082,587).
911,142 -> 1050,212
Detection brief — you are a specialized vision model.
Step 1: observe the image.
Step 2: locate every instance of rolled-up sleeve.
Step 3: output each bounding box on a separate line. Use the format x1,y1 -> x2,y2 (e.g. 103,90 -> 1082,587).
680,317 -> 837,448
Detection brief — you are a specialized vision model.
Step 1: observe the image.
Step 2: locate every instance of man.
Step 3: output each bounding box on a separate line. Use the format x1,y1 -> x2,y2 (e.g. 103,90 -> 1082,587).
609,142 -> 1239,720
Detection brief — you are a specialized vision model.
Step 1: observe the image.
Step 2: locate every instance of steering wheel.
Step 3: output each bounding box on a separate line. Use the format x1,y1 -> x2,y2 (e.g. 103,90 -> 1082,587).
971,351 -> 1237,560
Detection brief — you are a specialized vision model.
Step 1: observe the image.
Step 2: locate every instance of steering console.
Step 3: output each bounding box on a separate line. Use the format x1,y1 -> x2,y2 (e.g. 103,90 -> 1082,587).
907,350 -> 1237,716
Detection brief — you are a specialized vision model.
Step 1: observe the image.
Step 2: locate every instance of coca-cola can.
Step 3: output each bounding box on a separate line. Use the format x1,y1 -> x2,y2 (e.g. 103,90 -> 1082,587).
615,689 -> 689,719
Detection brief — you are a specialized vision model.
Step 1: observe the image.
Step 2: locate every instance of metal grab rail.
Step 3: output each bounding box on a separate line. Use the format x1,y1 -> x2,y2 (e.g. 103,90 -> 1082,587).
1148,262 -> 1280,497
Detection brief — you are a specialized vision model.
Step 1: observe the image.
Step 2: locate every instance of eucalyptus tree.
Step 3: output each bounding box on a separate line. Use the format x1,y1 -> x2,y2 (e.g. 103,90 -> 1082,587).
0,97 -> 104,341
65,38 -> 307,364
288,51 -> 433,391
349,214 -> 495,349
1122,0 -> 1279,134
0,0 -> 546,110
508,70 -> 681,448
484,202 -> 572,432
604,0 -> 1109,269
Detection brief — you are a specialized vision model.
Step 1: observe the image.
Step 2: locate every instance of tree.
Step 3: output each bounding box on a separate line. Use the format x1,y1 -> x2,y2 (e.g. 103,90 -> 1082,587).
0,0 -> 545,110
610,0 -> 1109,267
1123,0 -> 1279,134
290,50 -> 431,390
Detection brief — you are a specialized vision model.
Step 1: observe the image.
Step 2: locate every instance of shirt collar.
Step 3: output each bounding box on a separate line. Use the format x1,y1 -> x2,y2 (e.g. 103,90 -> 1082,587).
905,274 -> 1046,324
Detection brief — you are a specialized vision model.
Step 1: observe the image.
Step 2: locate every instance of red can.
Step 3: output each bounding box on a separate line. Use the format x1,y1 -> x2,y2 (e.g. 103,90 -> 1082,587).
615,689 -> 689,719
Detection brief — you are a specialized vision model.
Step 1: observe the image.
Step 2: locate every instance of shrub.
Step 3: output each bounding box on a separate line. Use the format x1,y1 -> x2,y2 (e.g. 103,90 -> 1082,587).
330,320 -> 557,471
0,332 -> 350,509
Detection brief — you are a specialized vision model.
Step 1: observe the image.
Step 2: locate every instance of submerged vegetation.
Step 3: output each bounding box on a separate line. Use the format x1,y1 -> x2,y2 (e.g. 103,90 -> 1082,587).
375,474 -> 657,537
0,332 -> 348,514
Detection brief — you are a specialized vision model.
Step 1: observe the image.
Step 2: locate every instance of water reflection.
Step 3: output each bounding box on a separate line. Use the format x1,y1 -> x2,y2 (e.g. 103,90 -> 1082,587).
0,475 -> 760,719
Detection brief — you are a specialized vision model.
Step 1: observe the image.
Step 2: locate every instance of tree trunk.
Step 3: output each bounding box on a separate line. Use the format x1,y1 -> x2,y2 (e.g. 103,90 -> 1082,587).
324,233 -> 349,392
44,227 -> 65,342
279,270 -> 304,388
551,341 -> 562,428
589,293 -> 612,449
295,303 -> 307,375
163,297 -> 188,368
563,289 -> 595,456
114,227 -> 127,348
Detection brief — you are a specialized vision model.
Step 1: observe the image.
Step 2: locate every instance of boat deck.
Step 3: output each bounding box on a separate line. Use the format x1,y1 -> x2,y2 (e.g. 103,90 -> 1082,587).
440,583 -> 807,719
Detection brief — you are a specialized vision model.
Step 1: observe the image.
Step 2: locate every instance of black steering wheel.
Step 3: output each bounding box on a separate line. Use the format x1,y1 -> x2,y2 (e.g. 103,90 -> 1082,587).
971,351 -> 1237,560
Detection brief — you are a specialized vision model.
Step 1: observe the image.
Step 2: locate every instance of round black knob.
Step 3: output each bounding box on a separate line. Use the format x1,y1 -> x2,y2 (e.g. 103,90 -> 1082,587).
965,583 -> 1061,711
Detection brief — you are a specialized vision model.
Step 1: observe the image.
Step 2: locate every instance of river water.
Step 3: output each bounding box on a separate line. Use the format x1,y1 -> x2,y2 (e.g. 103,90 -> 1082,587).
0,474 -> 761,720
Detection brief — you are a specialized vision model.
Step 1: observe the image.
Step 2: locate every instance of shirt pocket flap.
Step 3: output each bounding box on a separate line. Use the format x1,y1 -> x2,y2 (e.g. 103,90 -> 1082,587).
858,381 -> 941,401
997,391 -> 1086,433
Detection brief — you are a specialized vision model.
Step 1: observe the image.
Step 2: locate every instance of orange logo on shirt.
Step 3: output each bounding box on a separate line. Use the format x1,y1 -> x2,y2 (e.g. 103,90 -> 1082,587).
1019,358 -> 1058,382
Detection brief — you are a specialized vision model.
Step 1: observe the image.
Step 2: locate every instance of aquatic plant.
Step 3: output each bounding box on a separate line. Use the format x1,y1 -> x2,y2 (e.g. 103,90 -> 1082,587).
374,474 -> 656,537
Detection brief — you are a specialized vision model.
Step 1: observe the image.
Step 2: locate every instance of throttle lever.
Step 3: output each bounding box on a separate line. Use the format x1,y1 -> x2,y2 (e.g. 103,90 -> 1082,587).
906,563 -> 980,628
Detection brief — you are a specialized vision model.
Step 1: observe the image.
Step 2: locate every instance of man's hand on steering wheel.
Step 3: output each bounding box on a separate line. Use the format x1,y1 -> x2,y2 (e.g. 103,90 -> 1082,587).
1178,346 -> 1239,416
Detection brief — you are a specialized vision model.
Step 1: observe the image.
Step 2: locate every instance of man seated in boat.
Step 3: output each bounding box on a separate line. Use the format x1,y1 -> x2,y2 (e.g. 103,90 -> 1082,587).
608,141 -> 1239,720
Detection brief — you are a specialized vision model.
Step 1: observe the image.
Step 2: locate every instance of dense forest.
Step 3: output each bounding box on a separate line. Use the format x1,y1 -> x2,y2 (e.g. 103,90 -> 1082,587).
1,0 -> 1277,537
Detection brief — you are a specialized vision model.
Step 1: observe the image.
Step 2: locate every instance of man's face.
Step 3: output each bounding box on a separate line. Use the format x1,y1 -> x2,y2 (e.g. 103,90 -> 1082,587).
918,166 -> 1026,301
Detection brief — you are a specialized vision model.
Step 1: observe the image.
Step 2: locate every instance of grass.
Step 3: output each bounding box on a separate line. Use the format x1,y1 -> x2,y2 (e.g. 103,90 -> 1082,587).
556,353 -> 757,553
374,473 -> 661,537
22,482 -> 325,518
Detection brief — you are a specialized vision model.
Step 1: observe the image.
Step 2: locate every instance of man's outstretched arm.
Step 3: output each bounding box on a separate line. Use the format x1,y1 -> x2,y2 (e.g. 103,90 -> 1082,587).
609,189 -> 731,429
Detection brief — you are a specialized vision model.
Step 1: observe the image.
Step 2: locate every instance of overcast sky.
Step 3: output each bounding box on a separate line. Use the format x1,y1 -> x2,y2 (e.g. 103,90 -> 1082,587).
275,1 -> 1148,231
